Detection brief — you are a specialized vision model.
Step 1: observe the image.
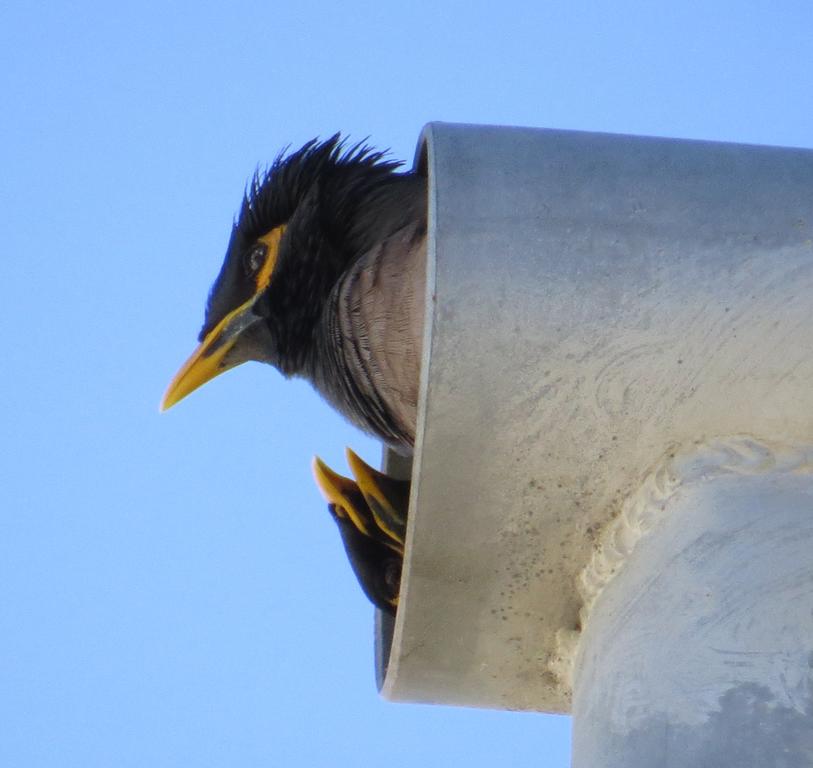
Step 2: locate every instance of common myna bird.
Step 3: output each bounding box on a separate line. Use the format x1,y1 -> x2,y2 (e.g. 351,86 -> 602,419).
161,135 -> 426,451
162,136 -> 422,611
312,450 -> 409,615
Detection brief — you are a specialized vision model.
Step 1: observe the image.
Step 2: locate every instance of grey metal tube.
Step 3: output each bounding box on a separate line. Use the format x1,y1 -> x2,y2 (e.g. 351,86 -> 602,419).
377,123 -> 813,736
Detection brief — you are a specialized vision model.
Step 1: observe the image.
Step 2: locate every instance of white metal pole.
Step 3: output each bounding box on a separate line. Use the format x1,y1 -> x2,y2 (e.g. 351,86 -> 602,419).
572,441 -> 813,766
376,126 -> 813,764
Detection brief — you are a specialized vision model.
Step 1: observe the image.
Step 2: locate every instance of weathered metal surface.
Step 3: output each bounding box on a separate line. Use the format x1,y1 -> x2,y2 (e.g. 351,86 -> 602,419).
378,123 -> 813,713
573,442 -> 813,766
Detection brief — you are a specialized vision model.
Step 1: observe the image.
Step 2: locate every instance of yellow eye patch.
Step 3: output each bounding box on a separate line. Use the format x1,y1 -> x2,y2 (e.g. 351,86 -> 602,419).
255,225 -> 287,292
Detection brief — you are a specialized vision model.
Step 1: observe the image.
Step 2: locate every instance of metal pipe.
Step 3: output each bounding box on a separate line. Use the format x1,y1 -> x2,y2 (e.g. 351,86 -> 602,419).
572,441 -> 813,766
376,123 -> 813,753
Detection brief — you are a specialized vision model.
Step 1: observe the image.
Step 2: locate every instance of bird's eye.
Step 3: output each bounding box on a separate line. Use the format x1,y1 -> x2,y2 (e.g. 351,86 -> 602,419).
244,244 -> 267,276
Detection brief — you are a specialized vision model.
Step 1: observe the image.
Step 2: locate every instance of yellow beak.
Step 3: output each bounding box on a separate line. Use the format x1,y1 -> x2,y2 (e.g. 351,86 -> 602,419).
160,297 -> 259,411
312,456 -> 374,537
161,225 -> 286,412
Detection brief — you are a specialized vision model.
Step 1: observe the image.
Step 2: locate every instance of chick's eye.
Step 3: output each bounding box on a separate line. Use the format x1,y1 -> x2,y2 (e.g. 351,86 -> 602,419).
244,244 -> 267,276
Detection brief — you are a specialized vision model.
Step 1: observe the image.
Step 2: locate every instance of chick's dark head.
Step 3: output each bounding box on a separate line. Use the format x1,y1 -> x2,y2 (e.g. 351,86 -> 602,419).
161,135 -> 404,410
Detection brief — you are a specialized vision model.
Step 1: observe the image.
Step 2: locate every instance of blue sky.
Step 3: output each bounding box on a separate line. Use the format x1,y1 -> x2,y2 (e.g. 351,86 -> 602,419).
2,1 -> 811,766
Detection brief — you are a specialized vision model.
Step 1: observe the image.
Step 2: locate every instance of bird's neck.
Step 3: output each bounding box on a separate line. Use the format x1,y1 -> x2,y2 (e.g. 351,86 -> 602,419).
303,270 -> 412,449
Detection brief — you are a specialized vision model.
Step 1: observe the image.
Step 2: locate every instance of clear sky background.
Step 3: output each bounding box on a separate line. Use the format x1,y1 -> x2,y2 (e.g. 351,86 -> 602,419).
2,2 -> 812,766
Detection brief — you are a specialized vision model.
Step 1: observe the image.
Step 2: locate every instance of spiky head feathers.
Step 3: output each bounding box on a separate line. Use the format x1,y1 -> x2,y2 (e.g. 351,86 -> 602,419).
200,135 -> 404,353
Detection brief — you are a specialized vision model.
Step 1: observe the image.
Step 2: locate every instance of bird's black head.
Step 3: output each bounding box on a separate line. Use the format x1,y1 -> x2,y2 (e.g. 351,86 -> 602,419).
162,135 -> 404,410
